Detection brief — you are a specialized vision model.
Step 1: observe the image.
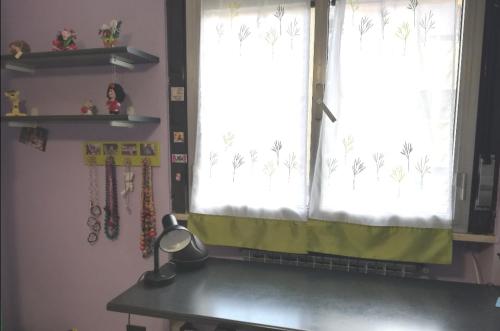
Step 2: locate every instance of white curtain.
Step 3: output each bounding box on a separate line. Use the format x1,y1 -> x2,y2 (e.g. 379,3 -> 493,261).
191,0 -> 311,221
309,0 -> 460,228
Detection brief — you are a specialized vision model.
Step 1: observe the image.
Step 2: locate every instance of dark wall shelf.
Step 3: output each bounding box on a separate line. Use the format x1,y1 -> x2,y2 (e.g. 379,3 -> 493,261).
0,115 -> 160,127
1,47 -> 159,71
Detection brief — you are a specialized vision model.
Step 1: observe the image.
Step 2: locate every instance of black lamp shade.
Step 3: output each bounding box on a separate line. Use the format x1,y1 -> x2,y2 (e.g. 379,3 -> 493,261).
171,233 -> 208,270
144,214 -> 208,287
159,214 -> 208,268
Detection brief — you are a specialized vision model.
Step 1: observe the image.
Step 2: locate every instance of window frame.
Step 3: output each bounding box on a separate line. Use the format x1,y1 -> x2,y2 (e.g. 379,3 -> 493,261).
452,0 -> 487,233
184,0 -> 487,233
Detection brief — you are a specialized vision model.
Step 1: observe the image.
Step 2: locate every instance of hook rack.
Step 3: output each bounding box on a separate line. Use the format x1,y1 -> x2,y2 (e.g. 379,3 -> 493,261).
83,141 -> 160,166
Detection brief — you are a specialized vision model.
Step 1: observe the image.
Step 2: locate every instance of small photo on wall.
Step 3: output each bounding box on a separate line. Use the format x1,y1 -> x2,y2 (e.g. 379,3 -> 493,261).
171,154 -> 188,163
140,143 -> 156,156
121,143 -> 138,156
103,143 -> 119,155
86,143 -> 101,156
173,131 -> 185,143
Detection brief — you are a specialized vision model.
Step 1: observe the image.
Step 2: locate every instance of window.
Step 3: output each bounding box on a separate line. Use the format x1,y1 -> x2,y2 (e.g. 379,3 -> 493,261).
185,0 -> 486,263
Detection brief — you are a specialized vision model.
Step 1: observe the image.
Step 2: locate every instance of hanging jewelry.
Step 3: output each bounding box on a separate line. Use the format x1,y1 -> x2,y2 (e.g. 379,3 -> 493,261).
140,158 -> 157,257
104,155 -> 120,239
87,157 -> 102,245
121,159 -> 134,214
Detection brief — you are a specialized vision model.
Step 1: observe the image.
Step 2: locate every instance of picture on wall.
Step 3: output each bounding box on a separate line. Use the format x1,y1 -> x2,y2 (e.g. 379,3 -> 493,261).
19,127 -> 49,152
121,143 -> 137,156
86,143 -> 101,156
103,143 -> 119,155
140,143 -> 156,156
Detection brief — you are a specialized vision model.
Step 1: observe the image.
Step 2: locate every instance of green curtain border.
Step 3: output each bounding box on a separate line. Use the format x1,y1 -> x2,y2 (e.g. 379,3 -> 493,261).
308,219 -> 452,264
188,213 -> 452,264
188,213 -> 308,254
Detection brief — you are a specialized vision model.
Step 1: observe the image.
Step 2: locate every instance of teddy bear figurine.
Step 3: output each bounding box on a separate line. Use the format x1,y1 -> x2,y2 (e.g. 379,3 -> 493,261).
4,90 -> 26,116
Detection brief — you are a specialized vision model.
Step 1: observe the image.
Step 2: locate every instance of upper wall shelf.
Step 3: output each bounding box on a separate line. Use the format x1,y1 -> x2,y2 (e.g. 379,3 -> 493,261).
1,47 -> 159,72
0,115 -> 160,128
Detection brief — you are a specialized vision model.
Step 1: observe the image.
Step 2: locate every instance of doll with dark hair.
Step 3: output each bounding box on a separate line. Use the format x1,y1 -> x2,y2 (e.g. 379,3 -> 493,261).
106,83 -> 126,114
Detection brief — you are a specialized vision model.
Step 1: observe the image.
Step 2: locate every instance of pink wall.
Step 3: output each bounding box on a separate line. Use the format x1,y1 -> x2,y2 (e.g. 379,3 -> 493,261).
1,0 -> 499,330
1,0 -> 170,330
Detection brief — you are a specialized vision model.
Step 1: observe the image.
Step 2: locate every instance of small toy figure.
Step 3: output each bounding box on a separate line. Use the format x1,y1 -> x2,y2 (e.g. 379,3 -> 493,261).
52,28 -> 78,51
106,83 -> 125,114
8,40 -> 31,59
99,19 -> 122,48
80,100 -> 98,115
4,90 -> 26,116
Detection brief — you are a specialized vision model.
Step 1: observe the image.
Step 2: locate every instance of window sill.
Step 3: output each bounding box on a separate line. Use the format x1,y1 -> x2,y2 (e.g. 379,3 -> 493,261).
452,232 -> 497,244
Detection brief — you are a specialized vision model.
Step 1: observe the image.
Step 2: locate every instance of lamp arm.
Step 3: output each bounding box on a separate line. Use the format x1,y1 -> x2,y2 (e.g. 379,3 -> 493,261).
153,235 -> 162,273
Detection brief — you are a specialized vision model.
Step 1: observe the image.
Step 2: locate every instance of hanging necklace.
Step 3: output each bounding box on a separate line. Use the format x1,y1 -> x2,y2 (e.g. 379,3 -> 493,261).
140,158 -> 157,257
104,155 -> 120,239
87,157 -> 102,245
121,159 -> 134,214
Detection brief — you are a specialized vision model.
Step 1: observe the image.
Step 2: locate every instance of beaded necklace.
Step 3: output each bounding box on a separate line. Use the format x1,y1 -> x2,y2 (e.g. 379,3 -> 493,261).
87,157 -> 102,245
104,155 -> 120,239
140,158 -> 157,257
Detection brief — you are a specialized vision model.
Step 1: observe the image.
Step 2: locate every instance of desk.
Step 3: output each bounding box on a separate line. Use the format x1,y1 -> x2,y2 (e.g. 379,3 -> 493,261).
107,258 -> 500,331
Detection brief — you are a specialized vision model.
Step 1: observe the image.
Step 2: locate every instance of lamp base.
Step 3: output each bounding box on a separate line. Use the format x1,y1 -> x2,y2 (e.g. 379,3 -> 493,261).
143,264 -> 176,287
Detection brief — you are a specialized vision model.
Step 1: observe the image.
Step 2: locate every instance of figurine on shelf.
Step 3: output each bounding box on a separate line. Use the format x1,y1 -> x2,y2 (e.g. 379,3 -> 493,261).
52,28 -> 78,51
8,40 -> 31,59
4,90 -> 26,116
106,83 -> 125,114
99,19 -> 122,48
81,100 -> 98,115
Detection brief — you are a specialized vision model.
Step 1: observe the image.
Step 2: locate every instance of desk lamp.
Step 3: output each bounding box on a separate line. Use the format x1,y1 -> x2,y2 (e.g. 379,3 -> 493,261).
144,214 -> 208,287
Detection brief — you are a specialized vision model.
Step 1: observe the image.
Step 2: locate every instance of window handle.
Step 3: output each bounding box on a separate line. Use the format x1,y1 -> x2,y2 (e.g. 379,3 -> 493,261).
314,83 -> 336,123
457,172 -> 467,201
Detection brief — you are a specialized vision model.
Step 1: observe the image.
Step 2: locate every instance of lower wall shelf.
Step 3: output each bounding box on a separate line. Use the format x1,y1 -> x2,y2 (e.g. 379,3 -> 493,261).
1,115 -> 160,127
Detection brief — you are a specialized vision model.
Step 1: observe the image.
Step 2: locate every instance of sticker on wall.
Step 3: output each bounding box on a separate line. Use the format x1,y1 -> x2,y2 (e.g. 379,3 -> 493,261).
173,131 -> 185,143
172,154 -> 188,163
175,173 -> 182,182
170,87 -> 185,102
83,141 -> 160,166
